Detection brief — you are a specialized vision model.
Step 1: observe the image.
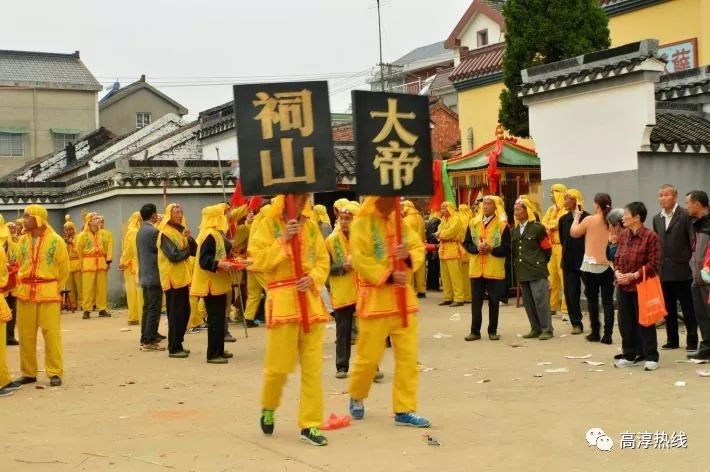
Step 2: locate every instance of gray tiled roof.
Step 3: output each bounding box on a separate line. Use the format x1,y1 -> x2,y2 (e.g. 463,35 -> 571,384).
394,41 -> 451,66
650,113 -> 710,152
0,49 -> 102,91
334,146 -> 355,179
656,65 -> 710,101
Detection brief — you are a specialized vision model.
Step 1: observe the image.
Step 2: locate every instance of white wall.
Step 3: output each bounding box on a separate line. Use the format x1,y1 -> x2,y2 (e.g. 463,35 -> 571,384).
528,79 -> 658,181
459,13 -> 503,50
201,133 -> 238,163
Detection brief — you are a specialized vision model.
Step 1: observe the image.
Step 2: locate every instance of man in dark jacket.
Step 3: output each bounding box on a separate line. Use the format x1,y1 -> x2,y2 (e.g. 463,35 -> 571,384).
559,189 -> 590,335
137,204 -> 164,351
425,214 -> 441,291
653,184 -> 697,351
512,197 -> 553,340
686,190 -> 710,360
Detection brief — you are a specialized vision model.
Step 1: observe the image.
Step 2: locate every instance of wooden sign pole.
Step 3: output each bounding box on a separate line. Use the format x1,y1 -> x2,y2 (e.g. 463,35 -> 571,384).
393,198 -> 408,328
286,194 -> 311,333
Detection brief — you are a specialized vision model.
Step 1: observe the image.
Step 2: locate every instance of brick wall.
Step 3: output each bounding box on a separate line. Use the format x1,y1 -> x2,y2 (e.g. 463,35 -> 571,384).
430,102 -> 460,159
332,123 -> 353,142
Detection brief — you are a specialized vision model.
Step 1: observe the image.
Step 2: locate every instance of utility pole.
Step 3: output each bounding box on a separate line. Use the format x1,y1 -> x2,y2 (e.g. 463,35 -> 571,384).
376,0 -> 385,92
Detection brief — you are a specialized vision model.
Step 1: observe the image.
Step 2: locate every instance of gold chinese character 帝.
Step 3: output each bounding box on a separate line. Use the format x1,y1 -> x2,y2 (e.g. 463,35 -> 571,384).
370,98 -> 418,145
253,90 -> 314,139
373,140 -> 421,190
260,138 -> 316,186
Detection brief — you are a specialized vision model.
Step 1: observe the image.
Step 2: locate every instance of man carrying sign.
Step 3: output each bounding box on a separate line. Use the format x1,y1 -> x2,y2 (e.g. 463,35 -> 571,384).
348,196 -> 430,427
349,90 -> 433,429
249,194 -> 331,446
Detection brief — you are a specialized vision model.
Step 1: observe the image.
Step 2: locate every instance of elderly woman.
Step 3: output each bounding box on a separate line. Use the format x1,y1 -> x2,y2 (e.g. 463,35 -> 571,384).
190,204 -> 236,364
613,202 -> 661,371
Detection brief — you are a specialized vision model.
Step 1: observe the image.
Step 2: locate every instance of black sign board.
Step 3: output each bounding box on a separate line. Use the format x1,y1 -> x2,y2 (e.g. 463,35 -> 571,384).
233,81 -> 336,195
352,90 -> 433,196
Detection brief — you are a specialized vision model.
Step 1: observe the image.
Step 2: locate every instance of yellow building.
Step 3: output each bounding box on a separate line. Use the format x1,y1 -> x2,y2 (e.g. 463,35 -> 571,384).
449,0 -> 709,152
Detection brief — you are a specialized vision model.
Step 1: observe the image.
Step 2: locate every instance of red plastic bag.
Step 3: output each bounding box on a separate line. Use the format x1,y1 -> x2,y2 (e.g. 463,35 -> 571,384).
321,414 -> 351,431
637,267 -> 667,327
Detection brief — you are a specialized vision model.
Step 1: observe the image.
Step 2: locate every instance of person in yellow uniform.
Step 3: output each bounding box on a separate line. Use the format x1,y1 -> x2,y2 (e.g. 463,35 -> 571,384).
435,201 -> 465,307
2,217 -> 20,346
402,201 -> 427,298
462,196 -> 510,341
251,194 -> 330,447
326,202 -> 359,378
62,216 -> 81,312
14,204 -> 70,387
158,203 -> 197,358
458,204 -> 474,303
229,204 -> 250,322
99,216 -> 114,310
347,196 -> 430,428
243,204 -> 270,327
190,204 -> 236,363
542,184 -> 568,315
119,212 -> 143,326
0,241 -> 21,396
76,213 -> 111,319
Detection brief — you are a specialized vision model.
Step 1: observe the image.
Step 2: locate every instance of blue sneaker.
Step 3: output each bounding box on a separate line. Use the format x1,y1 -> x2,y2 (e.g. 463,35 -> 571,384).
394,413 -> 431,428
349,399 -> 365,420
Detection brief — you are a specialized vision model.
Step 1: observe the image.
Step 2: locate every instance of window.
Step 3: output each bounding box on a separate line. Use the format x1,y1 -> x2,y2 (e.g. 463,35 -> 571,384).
53,133 -> 77,152
136,112 -> 152,129
0,132 -> 23,156
477,29 -> 489,48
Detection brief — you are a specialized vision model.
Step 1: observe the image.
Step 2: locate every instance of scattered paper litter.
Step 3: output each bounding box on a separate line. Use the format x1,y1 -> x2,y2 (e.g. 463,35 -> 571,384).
322,355 -> 333,360
326,323 -> 336,330
449,313 -> 461,321
565,354 -> 592,359
432,332 -> 452,339
544,368 -> 570,373
536,362 -> 552,366
696,370 -> 710,377
560,334 -> 568,338
510,342 -> 526,348
476,379 -> 491,384
674,381 -> 687,387
418,365 -> 436,372
463,373 -> 475,377
583,361 -> 605,366
516,334 -> 523,338
120,328 -> 131,332
588,369 -> 605,372
533,373 -> 543,378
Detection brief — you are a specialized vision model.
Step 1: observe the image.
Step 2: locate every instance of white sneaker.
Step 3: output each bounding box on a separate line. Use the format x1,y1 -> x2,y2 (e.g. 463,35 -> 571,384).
614,358 -> 637,368
562,315 -> 569,322
644,361 -> 659,371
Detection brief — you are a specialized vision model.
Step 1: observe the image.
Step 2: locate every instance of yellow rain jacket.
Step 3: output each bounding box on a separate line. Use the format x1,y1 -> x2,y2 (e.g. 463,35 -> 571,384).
468,196 -> 508,280
249,195 -> 330,327
157,204 -> 193,291
191,204 -> 232,297
15,205 -> 70,303
542,184 -> 568,244
437,202 -> 463,260
325,203 -> 359,309
350,197 -> 425,319
76,225 -> 111,272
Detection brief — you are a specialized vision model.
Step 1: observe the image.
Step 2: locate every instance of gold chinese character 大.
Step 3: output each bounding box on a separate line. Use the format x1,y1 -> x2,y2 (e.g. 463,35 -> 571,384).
253,90 -> 314,139
370,98 -> 418,145
373,140 -> 421,190
260,138 -> 316,186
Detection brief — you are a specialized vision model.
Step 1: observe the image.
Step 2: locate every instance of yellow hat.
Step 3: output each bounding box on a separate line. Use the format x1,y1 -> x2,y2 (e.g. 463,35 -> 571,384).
0,215 -> 8,241
312,204 -> 331,226
514,196 -> 537,224
551,183 -> 568,209
565,189 -> 584,211
24,204 -> 52,232
63,214 -> 76,230
126,212 -> 142,232
230,204 -> 249,223
333,198 -> 350,212
341,202 -> 360,216
196,204 -> 229,244
269,195 -> 313,220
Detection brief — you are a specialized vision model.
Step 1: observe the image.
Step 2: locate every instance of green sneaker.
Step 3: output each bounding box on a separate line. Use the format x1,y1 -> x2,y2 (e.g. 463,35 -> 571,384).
300,427 -> 328,446
522,330 -> 541,339
168,351 -> 189,358
260,409 -> 275,436
538,331 -> 554,341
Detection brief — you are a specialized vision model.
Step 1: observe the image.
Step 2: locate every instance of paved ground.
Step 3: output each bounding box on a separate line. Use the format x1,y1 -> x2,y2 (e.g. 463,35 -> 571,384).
1,295 -> 706,472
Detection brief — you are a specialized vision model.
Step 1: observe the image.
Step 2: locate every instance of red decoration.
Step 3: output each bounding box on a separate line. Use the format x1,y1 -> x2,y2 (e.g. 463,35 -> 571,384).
487,140 -> 503,195
430,160 -> 444,212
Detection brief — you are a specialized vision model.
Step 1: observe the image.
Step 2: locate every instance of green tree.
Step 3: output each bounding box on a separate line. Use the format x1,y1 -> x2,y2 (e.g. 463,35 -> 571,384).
499,0 -> 610,137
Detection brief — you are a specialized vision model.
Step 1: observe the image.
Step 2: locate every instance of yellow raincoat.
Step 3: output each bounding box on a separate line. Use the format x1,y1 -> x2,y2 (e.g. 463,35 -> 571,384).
458,204 -> 474,302
244,204 -> 270,321
402,201 -> 426,295
348,196 -> 425,414
252,195 -> 329,430
120,212 -> 143,323
15,205 -> 69,380
0,246 -> 13,387
542,184 -> 568,313
75,214 -> 111,313
436,202 -> 465,303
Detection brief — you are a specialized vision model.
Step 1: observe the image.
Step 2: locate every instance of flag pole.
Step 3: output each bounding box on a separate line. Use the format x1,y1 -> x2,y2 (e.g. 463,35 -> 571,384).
215,147 -> 228,204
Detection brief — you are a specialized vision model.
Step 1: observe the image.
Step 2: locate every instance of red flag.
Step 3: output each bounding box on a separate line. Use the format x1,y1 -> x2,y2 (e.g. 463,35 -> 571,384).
230,179 -> 247,208
429,160 -> 444,212
248,196 -> 263,211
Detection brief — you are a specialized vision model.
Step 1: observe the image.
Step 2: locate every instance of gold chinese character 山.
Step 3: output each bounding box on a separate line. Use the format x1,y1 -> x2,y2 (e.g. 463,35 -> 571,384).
253,90 -> 314,139
260,138 -> 316,187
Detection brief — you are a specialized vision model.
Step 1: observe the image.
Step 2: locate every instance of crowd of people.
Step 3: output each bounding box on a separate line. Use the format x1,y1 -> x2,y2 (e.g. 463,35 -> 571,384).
0,184 -> 708,447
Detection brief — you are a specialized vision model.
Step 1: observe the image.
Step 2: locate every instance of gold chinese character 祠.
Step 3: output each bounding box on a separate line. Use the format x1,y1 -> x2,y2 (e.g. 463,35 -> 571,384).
370,98 -> 418,145
372,141 -> 421,190
260,138 -> 316,186
253,90 -> 314,139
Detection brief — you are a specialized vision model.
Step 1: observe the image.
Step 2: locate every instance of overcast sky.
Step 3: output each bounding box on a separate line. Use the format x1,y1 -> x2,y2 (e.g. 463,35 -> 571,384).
1,0 -> 470,118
